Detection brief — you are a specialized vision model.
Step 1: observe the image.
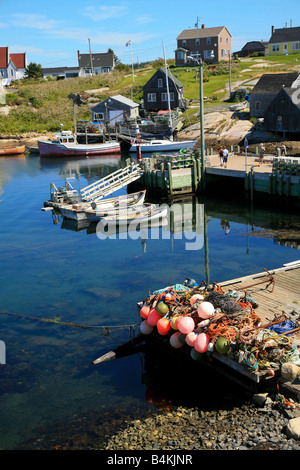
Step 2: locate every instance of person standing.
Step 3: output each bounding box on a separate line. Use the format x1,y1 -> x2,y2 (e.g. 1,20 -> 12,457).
281,143 -> 287,156
258,144 -> 265,166
222,146 -> 229,168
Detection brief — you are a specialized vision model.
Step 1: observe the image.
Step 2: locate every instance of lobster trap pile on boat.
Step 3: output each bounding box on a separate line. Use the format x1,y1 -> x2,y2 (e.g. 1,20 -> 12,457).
138,278 -> 300,379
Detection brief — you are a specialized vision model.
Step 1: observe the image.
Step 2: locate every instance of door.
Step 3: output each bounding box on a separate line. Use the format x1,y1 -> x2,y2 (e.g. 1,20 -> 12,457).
283,44 -> 288,54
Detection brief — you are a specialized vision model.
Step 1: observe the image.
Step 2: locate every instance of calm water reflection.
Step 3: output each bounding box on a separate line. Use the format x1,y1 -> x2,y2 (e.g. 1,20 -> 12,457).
0,152 -> 299,449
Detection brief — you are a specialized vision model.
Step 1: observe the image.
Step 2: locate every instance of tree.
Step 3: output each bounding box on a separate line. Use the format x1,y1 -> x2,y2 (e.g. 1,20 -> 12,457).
107,48 -> 121,65
25,62 -> 43,79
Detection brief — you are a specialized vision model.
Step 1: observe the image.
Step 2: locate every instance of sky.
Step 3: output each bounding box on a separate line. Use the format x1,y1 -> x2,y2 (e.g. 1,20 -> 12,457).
0,0 -> 299,68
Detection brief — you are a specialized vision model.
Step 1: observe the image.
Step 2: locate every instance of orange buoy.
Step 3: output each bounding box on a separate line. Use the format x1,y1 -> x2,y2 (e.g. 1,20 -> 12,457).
157,317 -> 171,335
140,305 -> 150,319
185,331 -> 197,347
147,308 -> 161,326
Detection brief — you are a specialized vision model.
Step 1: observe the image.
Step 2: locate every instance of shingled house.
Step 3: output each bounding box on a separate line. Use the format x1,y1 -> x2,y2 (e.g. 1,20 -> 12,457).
0,46 -> 27,81
235,41 -> 269,57
175,24 -> 232,65
142,68 -> 185,112
77,50 -> 114,76
269,24 -> 300,56
250,72 -> 300,118
264,85 -> 300,136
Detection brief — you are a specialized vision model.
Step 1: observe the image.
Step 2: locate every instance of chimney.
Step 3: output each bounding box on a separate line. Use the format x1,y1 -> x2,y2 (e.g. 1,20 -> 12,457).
77,50 -> 80,60
271,25 -> 275,35
202,24 -> 205,29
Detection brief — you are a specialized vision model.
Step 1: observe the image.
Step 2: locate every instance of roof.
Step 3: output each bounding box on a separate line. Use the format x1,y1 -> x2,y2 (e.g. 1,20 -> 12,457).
251,73 -> 300,94
0,47 -> 26,69
269,26 -> 300,44
177,26 -> 231,40
242,41 -> 269,50
108,94 -> 139,107
78,52 -> 114,68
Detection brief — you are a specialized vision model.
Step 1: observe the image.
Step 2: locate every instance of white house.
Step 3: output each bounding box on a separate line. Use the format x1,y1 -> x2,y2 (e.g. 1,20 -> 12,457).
0,46 -> 27,82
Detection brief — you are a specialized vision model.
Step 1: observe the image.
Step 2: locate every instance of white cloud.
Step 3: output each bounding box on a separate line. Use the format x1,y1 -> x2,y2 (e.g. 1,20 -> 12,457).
83,4 -> 128,21
10,13 -> 63,30
135,15 -> 153,25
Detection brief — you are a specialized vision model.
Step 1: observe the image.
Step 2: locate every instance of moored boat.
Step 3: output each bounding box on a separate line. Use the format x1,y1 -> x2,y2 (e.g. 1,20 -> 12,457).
99,204 -> 168,225
0,145 -> 25,156
129,138 -> 197,153
38,130 -> 120,157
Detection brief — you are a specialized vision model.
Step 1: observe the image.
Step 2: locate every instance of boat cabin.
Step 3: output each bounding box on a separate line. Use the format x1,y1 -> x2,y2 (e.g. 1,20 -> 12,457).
55,130 -> 76,145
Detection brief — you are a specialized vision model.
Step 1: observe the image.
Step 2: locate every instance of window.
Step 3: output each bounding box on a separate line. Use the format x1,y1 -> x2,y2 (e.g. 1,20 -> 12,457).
147,93 -> 156,102
182,40 -> 186,46
195,38 -> 200,45
161,92 -> 174,101
255,101 -> 260,111
94,113 -> 104,121
158,78 -> 163,87
207,38 -> 211,45
177,51 -> 184,60
204,50 -> 214,59
272,45 -> 280,52
292,42 -> 300,50
221,49 -> 226,57
84,68 -> 91,74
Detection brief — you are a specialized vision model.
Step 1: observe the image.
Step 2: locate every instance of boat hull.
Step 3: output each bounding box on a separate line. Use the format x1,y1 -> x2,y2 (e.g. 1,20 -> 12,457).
0,145 -> 25,156
38,140 -> 120,157
129,140 -> 197,153
100,206 -> 168,225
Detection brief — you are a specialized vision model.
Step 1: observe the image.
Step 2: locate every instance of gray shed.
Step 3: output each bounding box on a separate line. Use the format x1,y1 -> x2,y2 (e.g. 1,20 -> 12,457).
91,95 -> 139,125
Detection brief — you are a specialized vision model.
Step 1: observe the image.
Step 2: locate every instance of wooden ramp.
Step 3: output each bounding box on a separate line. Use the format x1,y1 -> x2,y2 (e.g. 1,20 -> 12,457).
219,261 -> 300,340
80,163 -> 144,201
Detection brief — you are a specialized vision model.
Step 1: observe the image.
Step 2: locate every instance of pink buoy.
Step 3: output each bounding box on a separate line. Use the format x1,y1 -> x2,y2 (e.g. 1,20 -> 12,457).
140,305 -> 150,319
177,316 -> 195,334
147,308 -> 161,326
194,332 -> 209,353
140,320 -> 153,335
185,331 -> 197,347
197,301 -> 215,319
190,294 -> 204,305
170,332 -> 184,349
157,317 -> 171,336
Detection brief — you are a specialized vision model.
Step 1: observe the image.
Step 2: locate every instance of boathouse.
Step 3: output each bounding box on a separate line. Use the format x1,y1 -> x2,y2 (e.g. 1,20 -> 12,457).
142,68 -> 185,112
264,86 -> 300,137
91,95 -> 139,125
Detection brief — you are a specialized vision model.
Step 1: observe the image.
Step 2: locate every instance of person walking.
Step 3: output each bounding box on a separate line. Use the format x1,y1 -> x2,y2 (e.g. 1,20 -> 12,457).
218,146 -> 224,167
281,143 -> 287,156
258,144 -> 265,166
222,146 -> 229,168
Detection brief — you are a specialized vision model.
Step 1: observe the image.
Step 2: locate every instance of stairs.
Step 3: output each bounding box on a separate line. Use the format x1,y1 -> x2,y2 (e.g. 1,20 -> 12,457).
80,163 -> 144,201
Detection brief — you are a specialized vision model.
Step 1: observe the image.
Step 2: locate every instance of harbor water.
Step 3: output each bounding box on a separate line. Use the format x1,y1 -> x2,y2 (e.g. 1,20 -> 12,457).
0,151 -> 299,449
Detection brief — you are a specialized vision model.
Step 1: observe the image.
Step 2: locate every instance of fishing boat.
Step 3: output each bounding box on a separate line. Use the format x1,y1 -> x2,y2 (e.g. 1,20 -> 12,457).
0,145 -> 25,156
129,138 -> 197,153
46,190 -> 146,221
99,204 -> 168,225
38,129 -> 120,157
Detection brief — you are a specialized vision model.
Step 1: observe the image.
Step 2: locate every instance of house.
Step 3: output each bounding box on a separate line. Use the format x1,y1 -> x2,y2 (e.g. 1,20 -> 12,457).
42,67 -> 80,79
235,41 -> 269,58
250,72 -> 300,118
142,68 -> 184,112
77,50 -> 114,76
264,85 -> 300,136
269,24 -> 300,56
91,95 -> 139,125
175,24 -> 232,66
0,46 -> 27,81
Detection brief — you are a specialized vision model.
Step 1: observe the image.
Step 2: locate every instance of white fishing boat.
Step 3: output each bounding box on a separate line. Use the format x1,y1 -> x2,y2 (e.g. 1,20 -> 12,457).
38,129 -> 120,157
99,205 -> 168,225
129,138 -> 197,153
50,190 -> 146,221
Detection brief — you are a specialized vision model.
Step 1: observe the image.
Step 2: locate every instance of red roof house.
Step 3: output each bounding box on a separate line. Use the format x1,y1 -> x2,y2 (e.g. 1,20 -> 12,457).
0,46 -> 27,81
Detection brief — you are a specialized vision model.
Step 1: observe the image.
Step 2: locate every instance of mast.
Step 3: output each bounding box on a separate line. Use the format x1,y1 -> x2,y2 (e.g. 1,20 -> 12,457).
162,41 -> 173,140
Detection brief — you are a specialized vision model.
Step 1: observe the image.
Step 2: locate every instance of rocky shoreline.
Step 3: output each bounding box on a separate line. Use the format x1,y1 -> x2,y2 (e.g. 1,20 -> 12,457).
103,394 -> 300,451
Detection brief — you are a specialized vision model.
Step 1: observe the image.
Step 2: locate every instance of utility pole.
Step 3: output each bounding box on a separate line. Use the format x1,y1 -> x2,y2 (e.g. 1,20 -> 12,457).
88,38 -> 94,75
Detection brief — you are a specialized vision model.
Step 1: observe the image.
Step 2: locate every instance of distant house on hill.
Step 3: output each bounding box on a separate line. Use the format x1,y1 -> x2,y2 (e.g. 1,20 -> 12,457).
264,85 -> 300,136
91,95 -> 139,125
0,46 -> 27,82
269,24 -> 300,56
250,72 -> 300,117
42,66 -> 80,79
77,50 -> 114,76
235,41 -> 269,57
175,24 -> 232,65
142,68 -> 185,112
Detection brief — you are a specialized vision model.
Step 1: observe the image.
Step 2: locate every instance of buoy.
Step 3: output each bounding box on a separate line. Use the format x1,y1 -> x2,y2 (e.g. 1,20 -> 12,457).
215,336 -> 230,355
147,308 -> 161,326
140,305 -> 150,319
185,331 -> 197,347
178,332 -> 187,344
190,294 -> 204,305
157,317 -> 171,335
140,320 -> 153,335
170,315 -> 182,330
177,316 -> 195,334
197,302 -> 215,319
190,348 -> 204,361
156,301 -> 169,316
194,332 -> 209,353
170,332 -> 184,349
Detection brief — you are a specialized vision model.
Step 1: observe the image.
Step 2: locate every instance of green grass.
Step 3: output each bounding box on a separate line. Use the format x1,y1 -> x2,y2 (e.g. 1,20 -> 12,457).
1,53 -> 299,135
